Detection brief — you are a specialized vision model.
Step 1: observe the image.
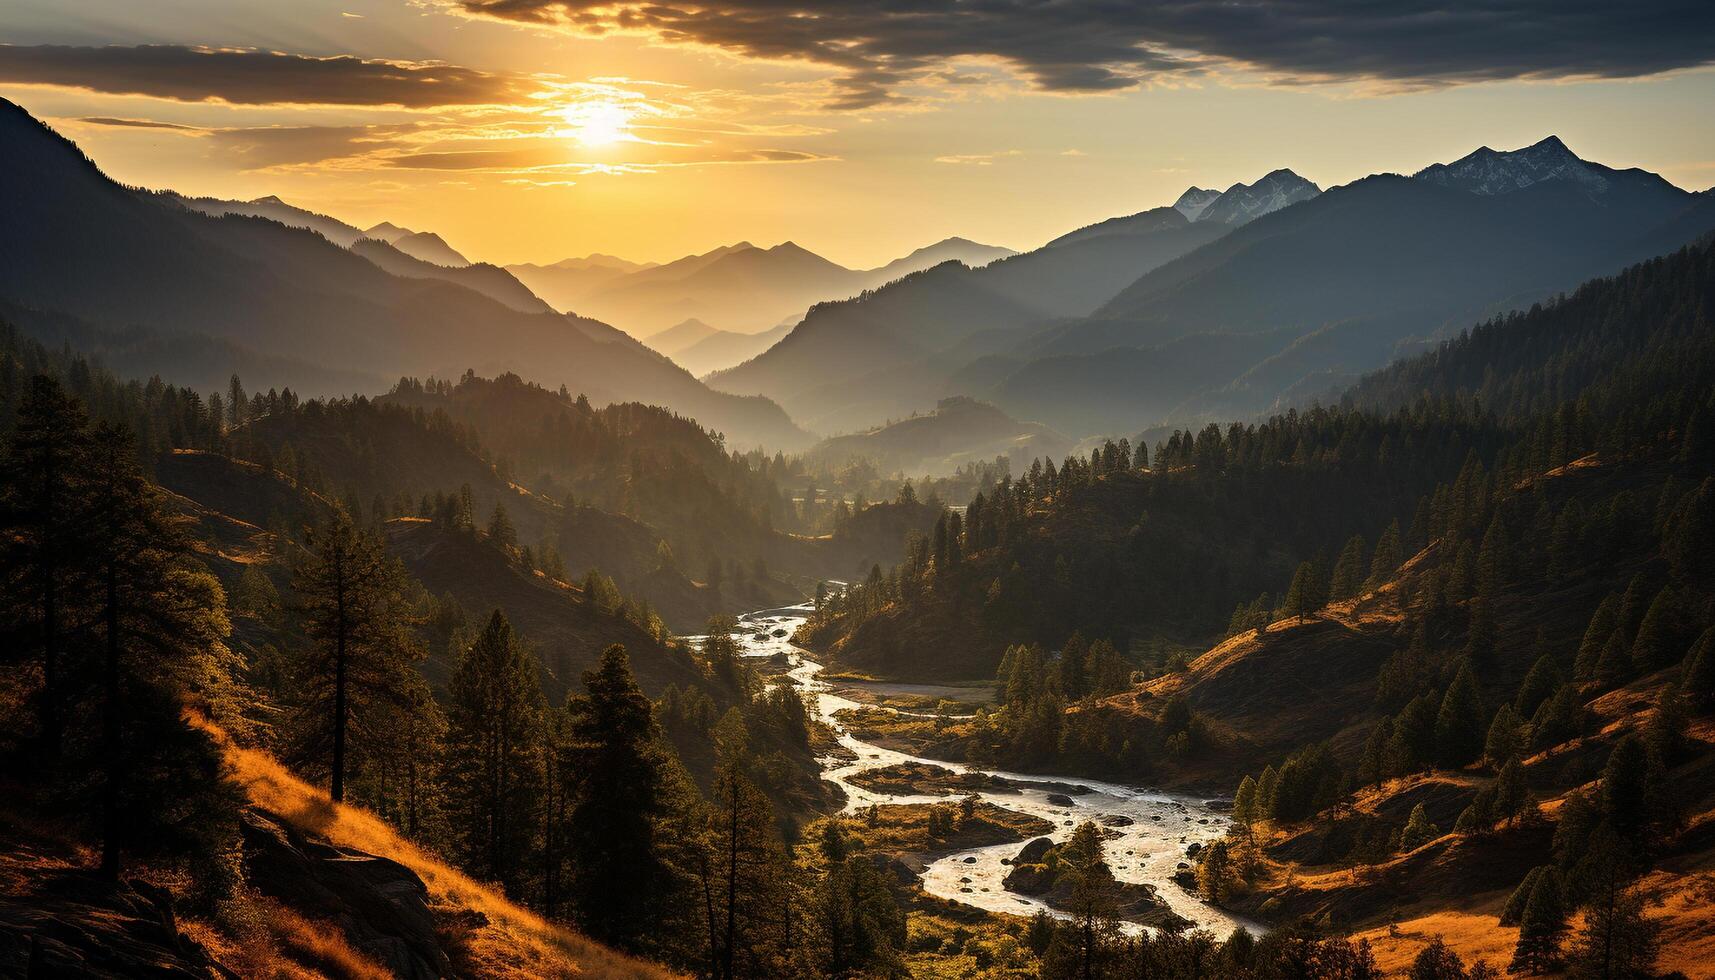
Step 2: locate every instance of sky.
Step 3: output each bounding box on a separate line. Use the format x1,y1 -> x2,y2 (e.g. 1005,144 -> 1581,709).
3,0 -> 1714,269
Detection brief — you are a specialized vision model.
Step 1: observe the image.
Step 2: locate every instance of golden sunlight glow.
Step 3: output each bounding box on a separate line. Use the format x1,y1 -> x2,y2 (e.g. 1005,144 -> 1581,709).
558,99 -> 636,147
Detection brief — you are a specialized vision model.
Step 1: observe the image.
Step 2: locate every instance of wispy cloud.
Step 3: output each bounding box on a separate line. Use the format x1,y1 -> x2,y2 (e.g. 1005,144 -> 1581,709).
934,150 -> 1022,166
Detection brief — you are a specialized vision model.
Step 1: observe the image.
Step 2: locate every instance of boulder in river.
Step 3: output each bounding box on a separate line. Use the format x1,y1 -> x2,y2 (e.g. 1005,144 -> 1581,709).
1045,793 -> 1076,807
1102,815 -> 1135,827
1012,837 -> 1054,866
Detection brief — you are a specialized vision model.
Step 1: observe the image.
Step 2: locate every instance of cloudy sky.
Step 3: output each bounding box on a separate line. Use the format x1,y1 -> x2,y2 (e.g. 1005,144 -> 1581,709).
4,0 -> 1714,268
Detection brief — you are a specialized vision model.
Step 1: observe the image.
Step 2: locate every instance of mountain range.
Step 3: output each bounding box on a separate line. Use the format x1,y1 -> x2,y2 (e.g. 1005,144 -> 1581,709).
0,98 -> 806,449
10,98 -> 1713,461
510,236 -> 1017,339
709,137 -> 1715,439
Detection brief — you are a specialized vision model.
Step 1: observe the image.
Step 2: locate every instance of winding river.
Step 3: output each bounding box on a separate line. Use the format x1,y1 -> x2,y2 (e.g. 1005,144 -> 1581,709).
709,601 -> 1258,937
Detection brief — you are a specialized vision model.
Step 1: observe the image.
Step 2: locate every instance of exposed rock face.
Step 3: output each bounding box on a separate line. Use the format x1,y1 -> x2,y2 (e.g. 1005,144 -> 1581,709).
240,809 -> 453,979
0,871 -> 224,978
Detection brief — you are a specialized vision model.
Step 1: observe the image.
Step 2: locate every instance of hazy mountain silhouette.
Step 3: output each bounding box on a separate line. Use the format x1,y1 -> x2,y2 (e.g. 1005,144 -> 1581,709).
803,396 -> 1073,478
363,221 -> 471,267
864,236 -> 1016,281
643,317 -> 721,354
0,98 -> 806,449
706,198 -> 1235,432
670,320 -> 794,377
506,253 -> 656,312
349,237 -> 553,313
171,193 -> 366,247
518,237 -> 1016,338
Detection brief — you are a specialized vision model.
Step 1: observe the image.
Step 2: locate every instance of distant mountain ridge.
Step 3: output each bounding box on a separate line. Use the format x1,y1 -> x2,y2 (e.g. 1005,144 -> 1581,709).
512,236 -> 1017,338
363,221 -> 471,267
710,139 -> 1713,442
1195,169 -> 1321,225
0,98 -> 806,449
706,165 -> 1316,432
1415,135 -> 1632,197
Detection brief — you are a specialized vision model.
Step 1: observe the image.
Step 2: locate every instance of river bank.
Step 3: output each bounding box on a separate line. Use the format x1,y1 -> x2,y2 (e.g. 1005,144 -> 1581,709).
724,602 -> 1259,937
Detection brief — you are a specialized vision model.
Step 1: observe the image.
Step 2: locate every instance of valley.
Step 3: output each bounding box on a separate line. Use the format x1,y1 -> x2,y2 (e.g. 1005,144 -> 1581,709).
2,19 -> 1714,978
717,603 -> 1249,936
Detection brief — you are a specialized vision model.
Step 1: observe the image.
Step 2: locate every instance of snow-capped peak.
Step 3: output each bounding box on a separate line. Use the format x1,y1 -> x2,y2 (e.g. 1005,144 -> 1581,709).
1193,169 -> 1321,226
1414,136 -> 1609,196
1173,187 -> 1221,221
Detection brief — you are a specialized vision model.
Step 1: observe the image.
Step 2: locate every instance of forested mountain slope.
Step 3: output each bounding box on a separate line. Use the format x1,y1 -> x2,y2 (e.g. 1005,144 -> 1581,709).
797,238 -> 1715,974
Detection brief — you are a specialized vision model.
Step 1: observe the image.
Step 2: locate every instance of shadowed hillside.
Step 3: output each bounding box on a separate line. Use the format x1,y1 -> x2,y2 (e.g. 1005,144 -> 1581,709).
0,99 -> 806,450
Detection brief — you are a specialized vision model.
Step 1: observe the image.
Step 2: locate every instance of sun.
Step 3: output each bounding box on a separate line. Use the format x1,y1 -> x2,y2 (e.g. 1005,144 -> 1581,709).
559,99 -> 635,148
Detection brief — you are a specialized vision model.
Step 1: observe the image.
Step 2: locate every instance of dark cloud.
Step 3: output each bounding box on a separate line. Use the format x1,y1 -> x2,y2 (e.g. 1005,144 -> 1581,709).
456,0 -> 1715,107
0,44 -> 526,107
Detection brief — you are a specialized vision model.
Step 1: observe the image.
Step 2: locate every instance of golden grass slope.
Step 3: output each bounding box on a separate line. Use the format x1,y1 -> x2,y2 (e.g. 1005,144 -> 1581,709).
199,718 -> 684,980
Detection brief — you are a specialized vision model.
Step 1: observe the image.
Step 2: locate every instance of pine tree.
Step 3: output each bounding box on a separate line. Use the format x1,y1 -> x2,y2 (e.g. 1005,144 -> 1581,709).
1084,639 -> 1131,697
1358,718 -> 1394,787
565,645 -> 680,951
700,762 -> 792,980
1484,705 -> 1525,767
1367,520 -> 1403,588
1330,534 -> 1368,601
1055,821 -> 1120,979
1682,626 -> 1715,711
1629,587 -> 1686,673
1567,833 -> 1659,980
1598,735 -> 1657,869
82,423 -> 244,884
1511,865 -> 1568,974
1400,803 -> 1439,851
1595,630 -> 1632,686
1409,938 -> 1468,980
1389,692 -> 1440,775
227,374 -> 245,426
1283,561 -> 1324,622
1476,514 -> 1511,597
1458,596 -> 1494,667
1493,756 -> 1529,827
1574,594 -> 1620,679
488,502 -> 518,550
1435,665 -> 1487,767
0,376 -> 94,759
1515,654 -> 1563,719
290,509 -> 419,803
1057,632 -> 1089,700
1198,839 -> 1235,905
444,609 -> 544,895
1232,775 -> 1259,827
814,833 -> 906,977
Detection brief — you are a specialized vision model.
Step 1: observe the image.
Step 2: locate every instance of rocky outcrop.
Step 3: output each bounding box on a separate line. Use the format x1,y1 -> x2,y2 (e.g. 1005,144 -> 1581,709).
1000,837 -> 1191,932
240,809 -> 453,979
0,868 -> 225,978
